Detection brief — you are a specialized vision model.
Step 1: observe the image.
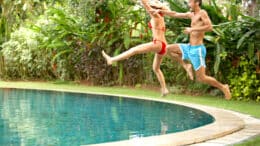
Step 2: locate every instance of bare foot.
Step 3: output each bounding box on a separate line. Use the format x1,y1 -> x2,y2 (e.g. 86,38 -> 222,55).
184,64 -> 194,80
161,88 -> 169,97
223,84 -> 231,100
102,50 -> 112,65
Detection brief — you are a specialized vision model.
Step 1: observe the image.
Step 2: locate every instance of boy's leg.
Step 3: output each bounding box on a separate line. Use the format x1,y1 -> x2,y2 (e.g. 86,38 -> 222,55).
195,67 -> 231,100
167,44 -> 194,80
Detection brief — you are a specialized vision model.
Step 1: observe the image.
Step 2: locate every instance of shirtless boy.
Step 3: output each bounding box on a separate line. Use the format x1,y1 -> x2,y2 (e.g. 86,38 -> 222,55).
157,0 -> 231,99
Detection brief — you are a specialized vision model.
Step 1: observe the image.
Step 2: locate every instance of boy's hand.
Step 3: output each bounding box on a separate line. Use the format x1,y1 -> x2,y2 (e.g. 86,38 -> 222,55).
149,9 -> 160,15
184,27 -> 193,34
141,0 -> 148,3
188,12 -> 195,18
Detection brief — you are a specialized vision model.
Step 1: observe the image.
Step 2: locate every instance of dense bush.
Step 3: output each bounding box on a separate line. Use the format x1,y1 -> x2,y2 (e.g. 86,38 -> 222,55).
1,27 -> 50,79
0,1 -> 153,85
229,56 -> 260,101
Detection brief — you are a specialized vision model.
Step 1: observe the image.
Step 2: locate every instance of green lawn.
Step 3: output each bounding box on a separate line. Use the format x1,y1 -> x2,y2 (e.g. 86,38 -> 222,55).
234,135 -> 260,146
0,81 -> 259,145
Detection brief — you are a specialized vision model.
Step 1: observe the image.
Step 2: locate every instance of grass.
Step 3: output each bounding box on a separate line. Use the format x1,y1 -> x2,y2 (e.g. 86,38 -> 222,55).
0,81 -> 259,145
234,135 -> 260,146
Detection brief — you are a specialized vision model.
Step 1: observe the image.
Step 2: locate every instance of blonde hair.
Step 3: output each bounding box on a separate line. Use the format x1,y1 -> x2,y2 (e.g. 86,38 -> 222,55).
149,0 -> 170,10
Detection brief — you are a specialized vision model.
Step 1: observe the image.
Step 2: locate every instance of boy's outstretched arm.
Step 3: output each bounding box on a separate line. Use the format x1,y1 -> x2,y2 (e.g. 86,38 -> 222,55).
158,10 -> 193,19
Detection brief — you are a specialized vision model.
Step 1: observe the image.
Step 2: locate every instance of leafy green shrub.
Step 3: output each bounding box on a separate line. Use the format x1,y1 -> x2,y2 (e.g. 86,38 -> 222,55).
229,56 -> 260,101
0,3 -> 150,85
1,27 -> 53,79
33,7 -> 89,81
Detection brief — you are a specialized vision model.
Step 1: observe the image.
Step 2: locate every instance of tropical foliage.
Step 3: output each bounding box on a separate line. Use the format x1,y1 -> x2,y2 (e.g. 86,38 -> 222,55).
0,0 -> 259,101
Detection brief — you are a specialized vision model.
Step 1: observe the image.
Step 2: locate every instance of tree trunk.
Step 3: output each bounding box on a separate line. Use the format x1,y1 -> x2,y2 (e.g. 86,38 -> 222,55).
256,0 -> 260,18
243,0 -> 259,18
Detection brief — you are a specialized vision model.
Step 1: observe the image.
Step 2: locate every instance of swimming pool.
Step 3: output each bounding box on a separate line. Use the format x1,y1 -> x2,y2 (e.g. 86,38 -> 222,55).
0,88 -> 214,145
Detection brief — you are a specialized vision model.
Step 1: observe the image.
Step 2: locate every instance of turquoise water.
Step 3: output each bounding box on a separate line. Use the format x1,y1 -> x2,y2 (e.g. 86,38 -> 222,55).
0,88 -> 214,146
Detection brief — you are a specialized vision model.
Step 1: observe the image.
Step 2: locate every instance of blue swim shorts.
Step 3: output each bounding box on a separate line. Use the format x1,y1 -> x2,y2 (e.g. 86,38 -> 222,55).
179,44 -> 207,71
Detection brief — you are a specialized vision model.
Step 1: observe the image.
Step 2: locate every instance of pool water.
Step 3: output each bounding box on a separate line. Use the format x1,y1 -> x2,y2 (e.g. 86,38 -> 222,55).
0,88 -> 214,146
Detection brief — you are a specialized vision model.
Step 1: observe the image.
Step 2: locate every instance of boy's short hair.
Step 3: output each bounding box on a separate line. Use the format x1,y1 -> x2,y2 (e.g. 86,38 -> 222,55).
195,0 -> 202,6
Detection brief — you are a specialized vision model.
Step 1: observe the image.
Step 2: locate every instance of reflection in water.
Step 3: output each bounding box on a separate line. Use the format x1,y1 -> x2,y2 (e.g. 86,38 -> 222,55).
0,89 -> 214,145
160,121 -> 168,135
1,89 -> 67,145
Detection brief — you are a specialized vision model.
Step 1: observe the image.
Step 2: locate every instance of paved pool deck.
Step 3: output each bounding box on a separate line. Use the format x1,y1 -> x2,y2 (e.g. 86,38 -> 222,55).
0,84 -> 259,146
191,110 -> 260,146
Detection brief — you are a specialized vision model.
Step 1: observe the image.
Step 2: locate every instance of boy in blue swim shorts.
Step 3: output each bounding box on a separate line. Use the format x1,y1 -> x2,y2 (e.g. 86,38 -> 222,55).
179,44 -> 206,71
156,0 -> 231,99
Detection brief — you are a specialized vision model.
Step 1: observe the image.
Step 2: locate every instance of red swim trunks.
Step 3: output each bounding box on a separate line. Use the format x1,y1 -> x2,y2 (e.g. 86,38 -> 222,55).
153,39 -> 167,55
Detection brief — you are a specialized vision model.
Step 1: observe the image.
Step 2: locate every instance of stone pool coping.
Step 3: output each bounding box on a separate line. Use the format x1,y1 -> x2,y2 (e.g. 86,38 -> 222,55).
0,86 -> 246,146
